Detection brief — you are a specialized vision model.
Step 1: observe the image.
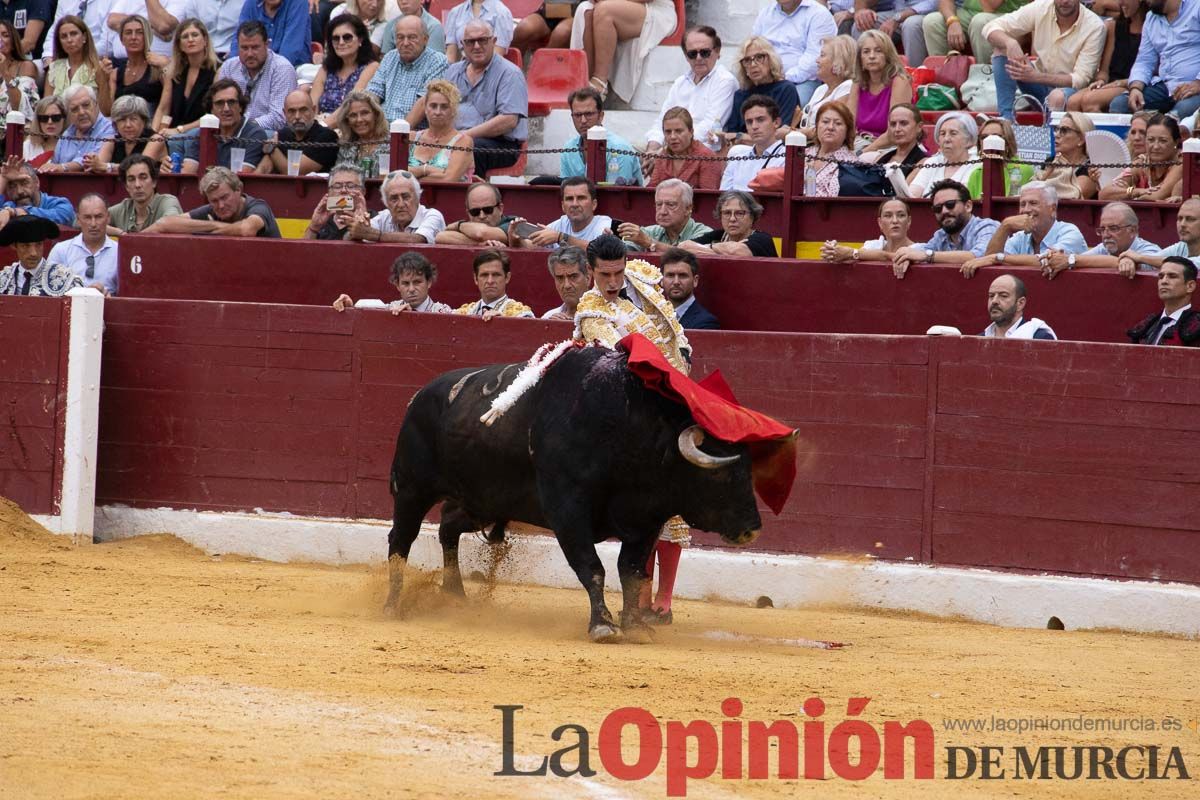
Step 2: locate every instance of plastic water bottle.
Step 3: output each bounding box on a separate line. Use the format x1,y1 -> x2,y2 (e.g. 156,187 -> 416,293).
804,163 -> 817,196
1008,165 -> 1023,196
170,152 -> 183,174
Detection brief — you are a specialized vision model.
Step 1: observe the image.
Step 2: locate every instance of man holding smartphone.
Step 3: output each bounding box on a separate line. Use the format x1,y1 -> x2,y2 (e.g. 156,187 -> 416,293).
512,176 -> 611,250
303,165 -> 368,241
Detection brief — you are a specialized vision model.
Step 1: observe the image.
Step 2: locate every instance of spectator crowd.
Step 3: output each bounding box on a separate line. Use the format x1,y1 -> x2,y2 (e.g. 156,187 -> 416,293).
0,0 -> 1196,345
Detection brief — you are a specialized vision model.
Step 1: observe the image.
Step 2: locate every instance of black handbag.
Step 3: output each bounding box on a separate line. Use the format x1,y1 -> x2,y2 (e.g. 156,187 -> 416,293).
837,162 -> 895,197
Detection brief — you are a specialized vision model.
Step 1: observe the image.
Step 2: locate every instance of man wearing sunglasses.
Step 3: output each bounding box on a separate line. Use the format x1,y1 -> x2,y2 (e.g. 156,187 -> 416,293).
171,79 -> 271,174
643,26 -> 737,159
47,193 -> 117,295
435,182 -> 514,246
892,179 -> 999,278
215,20 -> 298,132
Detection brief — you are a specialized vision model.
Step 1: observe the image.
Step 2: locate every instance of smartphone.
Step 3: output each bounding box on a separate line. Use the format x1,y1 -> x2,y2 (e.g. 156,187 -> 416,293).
513,220 -> 542,238
326,195 -> 354,212
610,219 -> 626,232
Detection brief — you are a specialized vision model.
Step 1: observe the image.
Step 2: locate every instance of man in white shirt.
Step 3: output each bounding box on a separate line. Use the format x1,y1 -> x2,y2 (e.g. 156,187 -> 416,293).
644,25 -> 737,156
105,0 -> 189,58
518,176 -> 612,250
720,95 -> 786,191
47,193 -> 117,295
750,0 -> 837,105
347,170 -> 445,244
981,274 -> 1057,339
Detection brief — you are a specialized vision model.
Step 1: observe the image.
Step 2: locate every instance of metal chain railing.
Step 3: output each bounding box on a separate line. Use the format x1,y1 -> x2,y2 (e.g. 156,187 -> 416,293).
28,132 -> 1190,171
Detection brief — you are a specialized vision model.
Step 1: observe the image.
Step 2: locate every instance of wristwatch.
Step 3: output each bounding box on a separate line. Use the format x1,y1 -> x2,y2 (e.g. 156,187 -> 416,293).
1067,253 -> 1077,270
924,248 -> 934,263
995,253 -> 1006,264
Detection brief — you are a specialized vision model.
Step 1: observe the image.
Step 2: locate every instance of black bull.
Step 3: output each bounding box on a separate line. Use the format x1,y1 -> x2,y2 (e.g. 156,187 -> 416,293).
385,346 -> 771,642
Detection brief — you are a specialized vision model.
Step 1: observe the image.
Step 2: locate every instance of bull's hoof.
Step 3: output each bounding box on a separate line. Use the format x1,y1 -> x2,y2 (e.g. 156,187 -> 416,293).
588,623 -> 623,643
622,624 -> 655,645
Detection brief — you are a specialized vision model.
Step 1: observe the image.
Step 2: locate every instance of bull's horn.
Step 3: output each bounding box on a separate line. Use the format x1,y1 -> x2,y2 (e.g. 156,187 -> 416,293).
678,426 -> 739,469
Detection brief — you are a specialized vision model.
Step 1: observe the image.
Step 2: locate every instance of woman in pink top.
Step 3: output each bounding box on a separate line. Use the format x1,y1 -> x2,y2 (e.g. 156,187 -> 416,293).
848,30 -> 911,152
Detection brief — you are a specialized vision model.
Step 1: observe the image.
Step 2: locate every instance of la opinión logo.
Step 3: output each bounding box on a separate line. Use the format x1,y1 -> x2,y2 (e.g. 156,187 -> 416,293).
495,697 -> 935,796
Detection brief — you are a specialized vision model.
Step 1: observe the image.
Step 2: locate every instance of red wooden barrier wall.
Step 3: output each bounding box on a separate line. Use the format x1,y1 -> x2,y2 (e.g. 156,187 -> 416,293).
95,299 -> 1200,584
114,234 -> 1160,343
0,297 -> 67,515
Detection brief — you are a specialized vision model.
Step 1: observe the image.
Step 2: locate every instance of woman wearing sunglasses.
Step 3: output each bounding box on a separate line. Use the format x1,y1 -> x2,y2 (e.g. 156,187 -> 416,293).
724,36 -> 801,145
642,26 -> 737,164
1035,111 -> 1098,200
24,96 -> 67,169
311,15 -> 379,126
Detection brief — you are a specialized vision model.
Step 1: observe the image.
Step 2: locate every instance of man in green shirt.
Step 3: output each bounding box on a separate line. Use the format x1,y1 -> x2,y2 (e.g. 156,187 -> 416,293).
923,0 -> 1028,63
616,179 -> 713,254
106,155 -> 183,236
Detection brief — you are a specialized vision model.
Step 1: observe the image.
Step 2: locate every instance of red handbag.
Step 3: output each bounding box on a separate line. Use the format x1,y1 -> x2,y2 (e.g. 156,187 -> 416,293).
935,52 -> 974,89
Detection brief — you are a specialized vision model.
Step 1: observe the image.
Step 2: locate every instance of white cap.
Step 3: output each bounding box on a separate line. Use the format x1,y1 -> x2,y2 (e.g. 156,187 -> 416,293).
586,125 -> 607,141
389,119 -> 411,135
5,110 -> 25,126
982,134 -> 1006,153
199,114 -> 219,129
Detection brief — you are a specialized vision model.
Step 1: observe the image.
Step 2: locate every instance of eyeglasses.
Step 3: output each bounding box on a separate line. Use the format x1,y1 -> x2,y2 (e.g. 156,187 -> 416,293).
462,36 -> 493,48
739,52 -> 768,66
685,48 -> 713,60
468,204 -> 497,217
931,199 -> 961,213
720,209 -> 749,219
570,110 -> 600,121
1096,223 -> 1134,236
1054,125 -> 1079,136
212,98 -> 240,108
85,255 -> 95,279
329,182 -> 361,192
331,32 -> 357,43
37,113 -> 64,123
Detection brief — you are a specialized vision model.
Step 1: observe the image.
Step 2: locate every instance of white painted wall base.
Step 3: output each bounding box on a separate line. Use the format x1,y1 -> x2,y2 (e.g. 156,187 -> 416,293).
94,505 -> 1200,639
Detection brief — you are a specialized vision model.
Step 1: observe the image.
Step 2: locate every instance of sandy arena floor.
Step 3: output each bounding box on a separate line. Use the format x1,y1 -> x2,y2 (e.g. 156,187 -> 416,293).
2,498 -> 1198,799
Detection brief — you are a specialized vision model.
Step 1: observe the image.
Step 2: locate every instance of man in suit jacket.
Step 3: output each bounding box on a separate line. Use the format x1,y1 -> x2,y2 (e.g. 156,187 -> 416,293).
661,247 -> 720,331
1127,256 -> 1199,347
